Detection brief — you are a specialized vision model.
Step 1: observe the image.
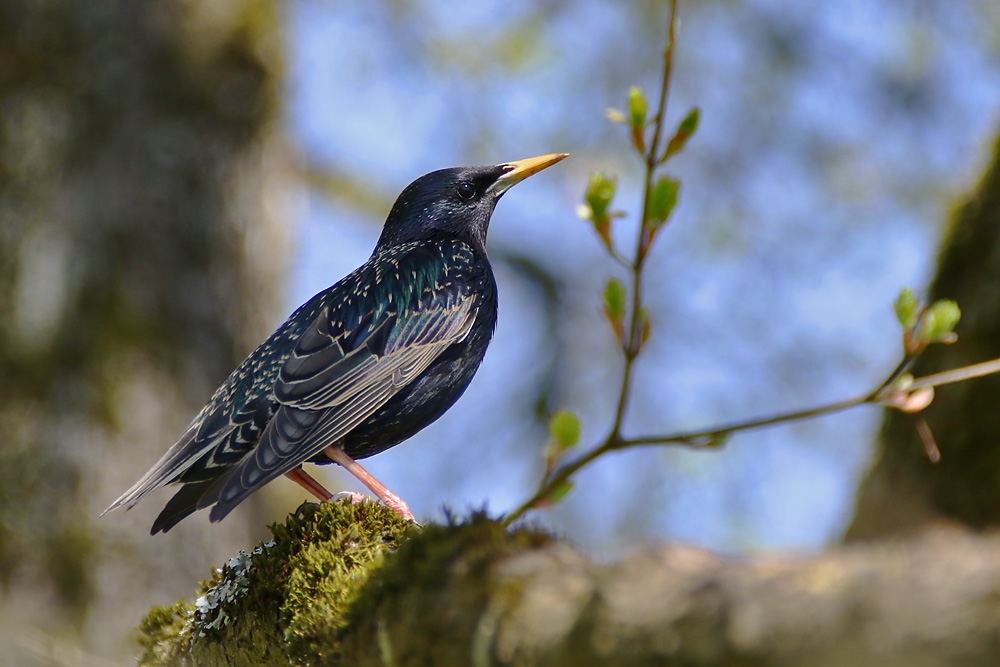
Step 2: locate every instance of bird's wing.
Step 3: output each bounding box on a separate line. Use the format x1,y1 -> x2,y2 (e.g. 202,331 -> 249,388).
200,274 -> 478,520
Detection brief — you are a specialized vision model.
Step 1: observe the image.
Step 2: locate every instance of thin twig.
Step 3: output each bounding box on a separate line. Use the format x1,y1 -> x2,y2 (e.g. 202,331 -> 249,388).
866,354 -> 915,399
905,356 -> 1000,391
609,0 -> 677,440
621,393 -> 869,447
503,355 -> 1000,526
608,249 -> 633,270
916,418 -> 941,463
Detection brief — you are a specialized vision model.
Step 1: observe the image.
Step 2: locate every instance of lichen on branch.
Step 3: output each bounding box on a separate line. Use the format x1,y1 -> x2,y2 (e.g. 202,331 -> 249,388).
138,501 -> 412,666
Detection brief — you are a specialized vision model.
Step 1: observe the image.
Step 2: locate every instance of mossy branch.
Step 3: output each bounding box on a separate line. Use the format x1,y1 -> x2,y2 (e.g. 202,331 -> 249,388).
139,504 -> 1000,666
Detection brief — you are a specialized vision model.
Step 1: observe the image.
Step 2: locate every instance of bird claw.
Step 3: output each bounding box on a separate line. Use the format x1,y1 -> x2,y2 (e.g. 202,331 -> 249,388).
329,491 -> 417,524
323,446 -> 418,523
292,500 -> 322,521
378,490 -> 417,523
331,491 -> 367,505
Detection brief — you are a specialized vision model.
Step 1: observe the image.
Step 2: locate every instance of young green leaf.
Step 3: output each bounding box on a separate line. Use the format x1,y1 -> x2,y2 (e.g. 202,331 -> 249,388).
894,287 -> 920,331
604,279 -> 627,322
548,411 -> 581,449
638,309 -> 652,350
704,432 -> 729,447
584,172 -> 616,224
603,278 -> 627,344
582,172 -> 618,250
917,300 -> 961,345
648,177 -> 680,225
677,106 -> 700,136
627,86 -> 647,129
627,87 -> 648,152
662,107 -> 700,161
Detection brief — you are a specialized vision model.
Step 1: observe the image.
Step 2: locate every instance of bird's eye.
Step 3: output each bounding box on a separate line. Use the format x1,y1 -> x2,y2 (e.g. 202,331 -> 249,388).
457,182 -> 476,201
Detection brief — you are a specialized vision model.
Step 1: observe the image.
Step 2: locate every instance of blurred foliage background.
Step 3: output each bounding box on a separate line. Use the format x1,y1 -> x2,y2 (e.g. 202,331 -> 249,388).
1,0 -> 999,663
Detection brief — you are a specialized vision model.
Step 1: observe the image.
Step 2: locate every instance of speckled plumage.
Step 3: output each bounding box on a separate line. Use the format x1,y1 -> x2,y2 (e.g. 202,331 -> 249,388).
104,154 -> 567,533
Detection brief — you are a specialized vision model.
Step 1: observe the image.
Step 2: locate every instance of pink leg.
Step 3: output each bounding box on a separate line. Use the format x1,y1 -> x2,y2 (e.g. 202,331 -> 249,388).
324,446 -> 416,521
285,466 -> 333,502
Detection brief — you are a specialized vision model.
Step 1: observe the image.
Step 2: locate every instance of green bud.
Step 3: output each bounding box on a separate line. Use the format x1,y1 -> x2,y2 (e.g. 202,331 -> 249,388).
548,411 -> 580,449
677,107 -> 700,137
888,373 -> 914,392
648,177 -> 680,225
705,432 -> 729,448
585,172 -> 617,223
638,308 -> 651,349
603,278 -> 627,323
662,107 -> 700,161
894,287 -> 920,331
627,86 -> 647,129
917,300 -> 961,344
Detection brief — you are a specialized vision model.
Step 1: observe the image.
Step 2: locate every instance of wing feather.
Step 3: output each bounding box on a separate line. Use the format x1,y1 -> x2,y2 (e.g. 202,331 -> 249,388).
202,288 -> 478,520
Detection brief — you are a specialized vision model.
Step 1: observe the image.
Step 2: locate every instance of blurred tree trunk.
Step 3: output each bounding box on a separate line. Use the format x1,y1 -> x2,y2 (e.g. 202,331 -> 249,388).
0,0 -> 288,661
845,132 -> 1000,541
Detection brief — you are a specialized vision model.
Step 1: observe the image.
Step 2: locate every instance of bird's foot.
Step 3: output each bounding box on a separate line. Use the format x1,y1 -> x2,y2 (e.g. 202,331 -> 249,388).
377,489 -> 416,522
324,446 -> 418,523
293,500 -> 319,520
331,491 -> 366,505
330,490 -> 416,523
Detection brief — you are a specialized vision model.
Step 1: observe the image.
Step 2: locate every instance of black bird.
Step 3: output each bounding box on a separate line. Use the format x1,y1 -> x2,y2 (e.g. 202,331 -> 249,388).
103,153 -> 568,533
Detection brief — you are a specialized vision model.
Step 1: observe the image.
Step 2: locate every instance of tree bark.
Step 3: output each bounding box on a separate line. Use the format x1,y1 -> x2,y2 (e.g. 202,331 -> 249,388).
0,0 -> 287,659
846,132 -> 1000,540
142,504 -> 1000,667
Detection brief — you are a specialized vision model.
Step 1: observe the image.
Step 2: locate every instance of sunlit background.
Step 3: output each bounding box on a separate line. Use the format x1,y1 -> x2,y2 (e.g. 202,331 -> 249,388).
282,0 -> 1000,555
3,0 -> 1000,662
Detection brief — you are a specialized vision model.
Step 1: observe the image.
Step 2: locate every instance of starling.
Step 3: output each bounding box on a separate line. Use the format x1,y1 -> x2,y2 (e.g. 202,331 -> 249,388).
103,153 -> 569,533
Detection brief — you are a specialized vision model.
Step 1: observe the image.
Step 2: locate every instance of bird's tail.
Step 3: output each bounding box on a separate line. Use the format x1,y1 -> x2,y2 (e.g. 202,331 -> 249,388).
101,421 -> 215,515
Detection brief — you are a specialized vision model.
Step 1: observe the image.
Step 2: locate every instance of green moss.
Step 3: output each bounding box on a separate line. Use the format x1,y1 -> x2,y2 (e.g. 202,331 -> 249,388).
137,500 -> 411,666
278,500 -> 412,663
137,600 -> 195,666
137,505 -> 554,666
339,512 -> 555,666
351,511 -> 552,603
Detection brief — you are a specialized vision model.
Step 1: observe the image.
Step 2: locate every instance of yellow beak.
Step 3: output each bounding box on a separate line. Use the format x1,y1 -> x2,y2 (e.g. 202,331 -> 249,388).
488,153 -> 569,195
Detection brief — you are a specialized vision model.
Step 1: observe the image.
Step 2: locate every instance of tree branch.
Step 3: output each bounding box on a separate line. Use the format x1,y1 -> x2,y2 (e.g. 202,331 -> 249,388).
505,355 -> 1000,526
141,506 -> 1000,666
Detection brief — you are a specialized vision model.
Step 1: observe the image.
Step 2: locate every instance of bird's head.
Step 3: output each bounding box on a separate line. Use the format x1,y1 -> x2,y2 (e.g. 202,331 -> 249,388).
377,153 -> 568,253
